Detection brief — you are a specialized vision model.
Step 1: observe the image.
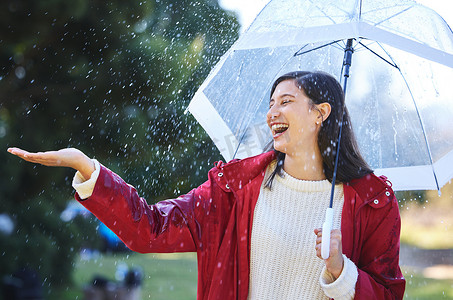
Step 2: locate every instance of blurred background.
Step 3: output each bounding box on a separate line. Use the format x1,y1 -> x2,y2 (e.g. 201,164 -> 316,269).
0,0 -> 452,299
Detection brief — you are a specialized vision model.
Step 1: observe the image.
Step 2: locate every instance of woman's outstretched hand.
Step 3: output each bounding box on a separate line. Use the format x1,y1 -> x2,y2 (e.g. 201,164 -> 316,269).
7,147 -> 95,179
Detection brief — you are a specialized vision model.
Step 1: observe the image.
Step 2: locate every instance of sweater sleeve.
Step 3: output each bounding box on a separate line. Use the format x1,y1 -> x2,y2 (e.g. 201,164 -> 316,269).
320,254 -> 358,299
72,159 -> 101,199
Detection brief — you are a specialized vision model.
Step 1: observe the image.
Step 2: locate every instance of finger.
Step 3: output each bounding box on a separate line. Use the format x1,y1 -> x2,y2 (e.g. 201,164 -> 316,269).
330,238 -> 340,250
314,228 -> 322,235
19,151 -> 44,161
11,151 -> 57,166
8,149 -> 45,162
331,229 -> 341,235
328,233 -> 343,257
29,156 -> 61,166
20,155 -> 50,164
315,244 -> 322,258
330,230 -> 342,241
7,147 -> 23,153
7,147 -> 29,157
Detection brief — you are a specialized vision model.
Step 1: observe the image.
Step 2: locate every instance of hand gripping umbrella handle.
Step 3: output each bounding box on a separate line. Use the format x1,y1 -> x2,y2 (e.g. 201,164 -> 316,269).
321,207 -> 334,259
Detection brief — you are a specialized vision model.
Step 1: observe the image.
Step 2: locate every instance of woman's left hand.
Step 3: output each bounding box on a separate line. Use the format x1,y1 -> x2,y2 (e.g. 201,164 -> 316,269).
314,228 -> 344,279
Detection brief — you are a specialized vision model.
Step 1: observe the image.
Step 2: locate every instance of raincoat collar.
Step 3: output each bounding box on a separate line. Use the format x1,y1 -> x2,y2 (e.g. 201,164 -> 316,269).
346,173 -> 394,208
216,150 -> 391,206
216,151 -> 276,192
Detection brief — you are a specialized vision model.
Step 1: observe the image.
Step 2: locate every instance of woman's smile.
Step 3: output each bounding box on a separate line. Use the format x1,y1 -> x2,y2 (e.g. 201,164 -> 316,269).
270,122 -> 289,139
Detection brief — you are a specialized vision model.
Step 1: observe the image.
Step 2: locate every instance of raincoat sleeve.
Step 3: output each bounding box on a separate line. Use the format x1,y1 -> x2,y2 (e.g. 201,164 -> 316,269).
354,191 -> 405,299
74,164 -> 210,253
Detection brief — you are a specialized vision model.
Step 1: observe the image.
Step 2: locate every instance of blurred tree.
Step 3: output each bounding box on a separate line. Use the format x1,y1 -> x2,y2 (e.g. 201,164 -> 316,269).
0,0 -> 239,292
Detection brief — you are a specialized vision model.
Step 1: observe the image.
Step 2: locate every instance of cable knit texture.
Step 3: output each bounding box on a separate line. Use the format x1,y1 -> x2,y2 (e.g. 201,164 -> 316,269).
248,161 -> 356,300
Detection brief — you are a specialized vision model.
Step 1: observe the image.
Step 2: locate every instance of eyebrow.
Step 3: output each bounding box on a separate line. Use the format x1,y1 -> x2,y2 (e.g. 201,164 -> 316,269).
270,93 -> 296,102
280,93 -> 296,98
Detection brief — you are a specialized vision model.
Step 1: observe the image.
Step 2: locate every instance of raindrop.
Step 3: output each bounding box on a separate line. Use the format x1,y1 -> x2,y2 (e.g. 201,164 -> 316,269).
134,20 -> 148,33
15,66 -> 26,79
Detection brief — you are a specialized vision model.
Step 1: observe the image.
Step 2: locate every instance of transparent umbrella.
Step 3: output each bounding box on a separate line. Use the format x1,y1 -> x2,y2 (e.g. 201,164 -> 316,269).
187,0 -> 453,193
187,0 -> 453,259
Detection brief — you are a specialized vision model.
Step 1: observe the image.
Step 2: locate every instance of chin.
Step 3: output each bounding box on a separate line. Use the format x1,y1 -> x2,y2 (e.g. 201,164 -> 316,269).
273,142 -> 288,154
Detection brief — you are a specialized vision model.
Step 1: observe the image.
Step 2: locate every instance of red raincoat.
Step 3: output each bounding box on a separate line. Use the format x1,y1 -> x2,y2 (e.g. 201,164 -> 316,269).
77,151 -> 405,299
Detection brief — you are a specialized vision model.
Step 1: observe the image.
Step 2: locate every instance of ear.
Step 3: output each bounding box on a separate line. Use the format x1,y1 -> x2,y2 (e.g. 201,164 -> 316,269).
316,102 -> 331,123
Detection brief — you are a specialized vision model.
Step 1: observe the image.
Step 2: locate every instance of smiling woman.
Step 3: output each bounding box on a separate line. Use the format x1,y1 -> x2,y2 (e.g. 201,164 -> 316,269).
8,71 -> 405,300
265,71 -> 372,189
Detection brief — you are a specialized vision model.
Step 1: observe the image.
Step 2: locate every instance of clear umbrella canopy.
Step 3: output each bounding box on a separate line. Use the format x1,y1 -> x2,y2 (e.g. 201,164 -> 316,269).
188,0 -> 453,191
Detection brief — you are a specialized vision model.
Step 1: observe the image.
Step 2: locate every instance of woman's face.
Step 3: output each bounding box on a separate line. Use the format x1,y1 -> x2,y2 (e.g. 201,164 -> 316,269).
267,80 -> 320,155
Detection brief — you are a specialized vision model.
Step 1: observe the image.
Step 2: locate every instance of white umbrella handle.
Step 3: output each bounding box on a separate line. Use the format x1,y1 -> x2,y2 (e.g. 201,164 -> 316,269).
321,207 -> 334,259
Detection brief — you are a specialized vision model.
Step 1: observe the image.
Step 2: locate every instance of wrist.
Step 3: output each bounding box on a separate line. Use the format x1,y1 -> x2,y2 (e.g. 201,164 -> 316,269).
329,258 -> 344,280
77,155 -> 95,180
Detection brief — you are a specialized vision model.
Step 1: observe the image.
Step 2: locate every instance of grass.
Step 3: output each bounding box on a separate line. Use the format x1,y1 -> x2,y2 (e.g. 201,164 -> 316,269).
49,251 -> 197,300
46,251 -> 453,299
402,267 -> 453,299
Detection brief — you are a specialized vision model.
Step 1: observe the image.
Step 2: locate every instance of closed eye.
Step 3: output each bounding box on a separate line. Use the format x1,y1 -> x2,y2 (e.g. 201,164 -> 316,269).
269,97 -> 292,108
282,99 -> 291,104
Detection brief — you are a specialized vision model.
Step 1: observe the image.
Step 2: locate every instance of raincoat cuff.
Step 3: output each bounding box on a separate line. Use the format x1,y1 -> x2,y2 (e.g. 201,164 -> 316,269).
72,159 -> 101,200
319,254 -> 358,299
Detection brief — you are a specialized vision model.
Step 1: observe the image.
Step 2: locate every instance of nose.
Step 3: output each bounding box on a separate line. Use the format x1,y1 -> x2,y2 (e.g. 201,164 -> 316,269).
267,105 -> 280,121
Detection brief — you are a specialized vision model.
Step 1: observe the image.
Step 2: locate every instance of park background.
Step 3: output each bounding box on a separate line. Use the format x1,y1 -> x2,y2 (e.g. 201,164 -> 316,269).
1,0 -> 452,299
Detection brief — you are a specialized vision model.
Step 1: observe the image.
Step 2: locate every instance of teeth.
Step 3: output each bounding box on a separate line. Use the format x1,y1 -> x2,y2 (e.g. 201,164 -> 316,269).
272,124 -> 288,133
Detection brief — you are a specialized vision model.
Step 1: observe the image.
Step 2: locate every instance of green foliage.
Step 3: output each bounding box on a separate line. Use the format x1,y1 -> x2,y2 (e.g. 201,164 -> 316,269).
395,190 -> 426,205
0,0 -> 239,289
0,197 -> 100,288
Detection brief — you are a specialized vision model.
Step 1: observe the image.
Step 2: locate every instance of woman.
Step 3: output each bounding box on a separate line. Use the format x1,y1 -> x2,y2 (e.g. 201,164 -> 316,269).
8,71 -> 405,299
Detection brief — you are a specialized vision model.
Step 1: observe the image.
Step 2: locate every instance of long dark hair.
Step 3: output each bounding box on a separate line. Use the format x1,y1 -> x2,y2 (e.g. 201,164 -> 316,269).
265,71 -> 372,188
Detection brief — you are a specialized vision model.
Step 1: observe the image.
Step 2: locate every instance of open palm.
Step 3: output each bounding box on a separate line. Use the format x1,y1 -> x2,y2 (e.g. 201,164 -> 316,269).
7,147 -> 95,179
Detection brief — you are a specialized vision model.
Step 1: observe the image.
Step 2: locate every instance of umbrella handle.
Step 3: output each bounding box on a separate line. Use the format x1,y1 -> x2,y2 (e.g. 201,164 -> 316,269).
321,207 -> 334,260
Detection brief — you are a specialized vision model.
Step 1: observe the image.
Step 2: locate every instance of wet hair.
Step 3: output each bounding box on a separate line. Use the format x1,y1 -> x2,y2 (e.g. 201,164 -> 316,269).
265,71 -> 373,189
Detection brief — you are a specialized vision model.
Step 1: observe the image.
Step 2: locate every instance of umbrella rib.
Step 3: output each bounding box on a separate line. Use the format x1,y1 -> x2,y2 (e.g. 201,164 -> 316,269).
372,41 -> 440,192
312,2 -> 337,25
399,73 -> 441,192
359,0 -> 362,20
375,46 -> 442,192
332,41 -> 347,52
294,40 -> 344,56
357,41 -> 398,68
373,5 -> 413,27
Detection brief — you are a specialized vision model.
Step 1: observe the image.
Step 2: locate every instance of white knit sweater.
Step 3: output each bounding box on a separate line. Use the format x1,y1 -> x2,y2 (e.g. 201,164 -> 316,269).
247,162 -> 357,300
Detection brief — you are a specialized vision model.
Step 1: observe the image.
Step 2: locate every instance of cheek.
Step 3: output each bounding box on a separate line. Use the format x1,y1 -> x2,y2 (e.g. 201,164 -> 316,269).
266,109 -> 271,118
266,109 -> 272,122
266,116 -> 272,129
